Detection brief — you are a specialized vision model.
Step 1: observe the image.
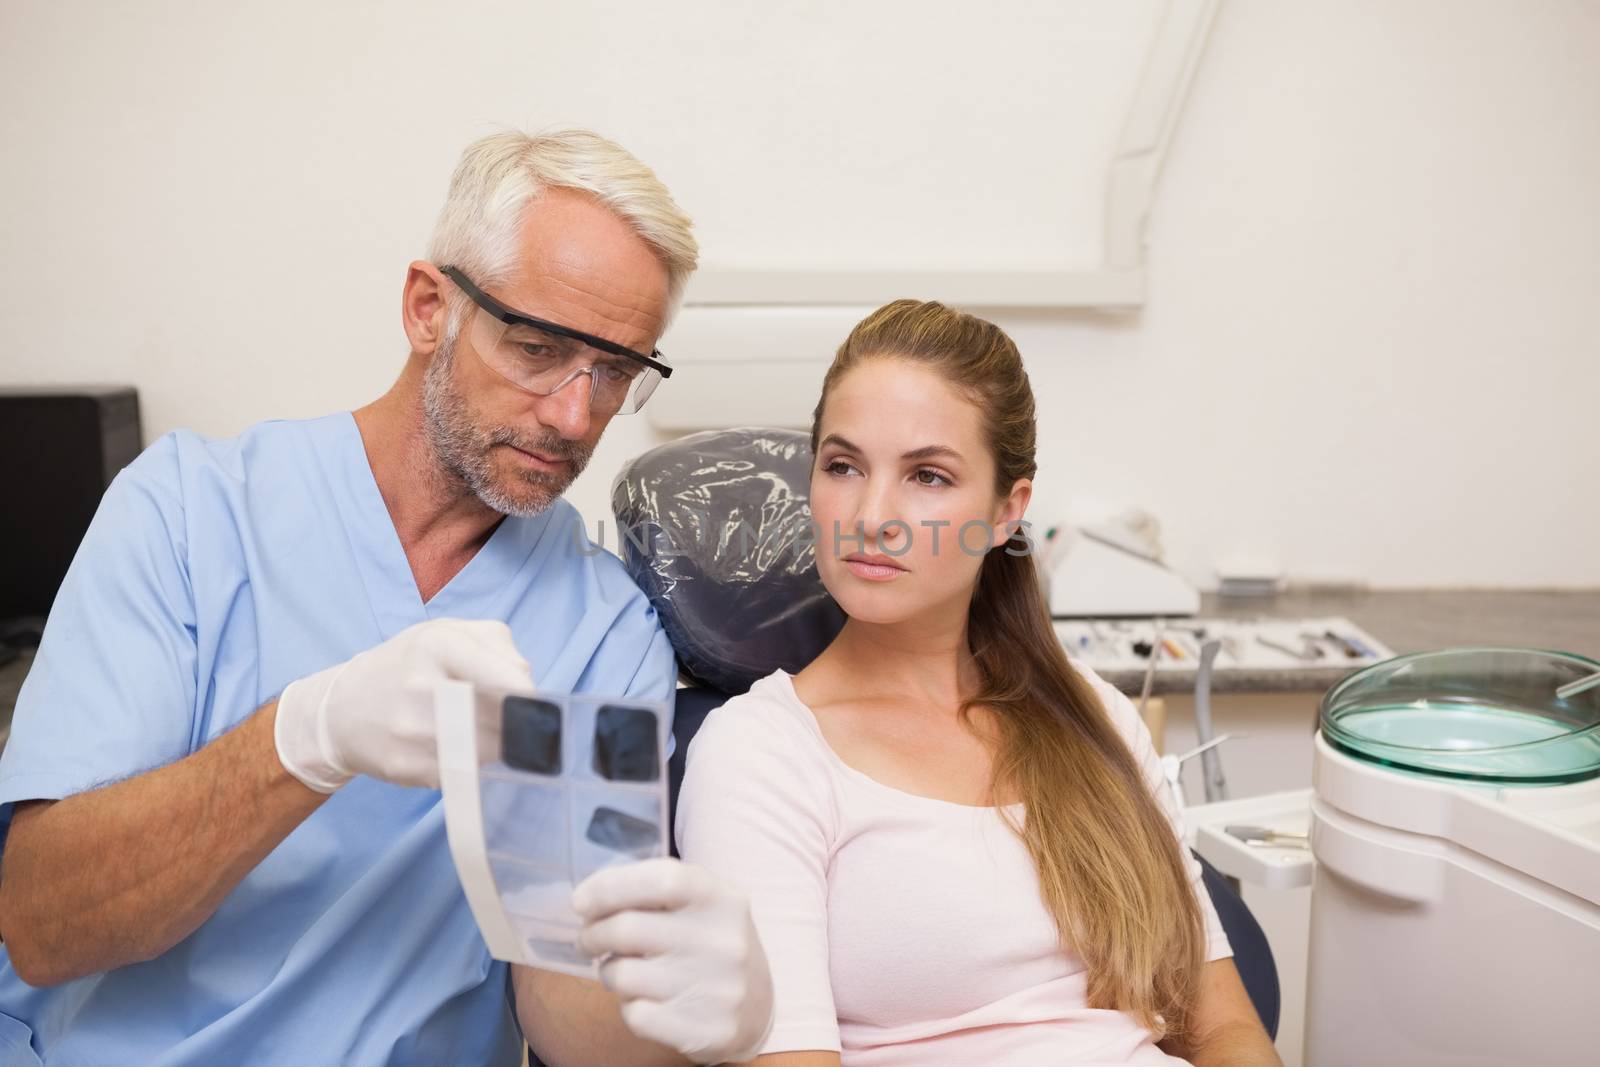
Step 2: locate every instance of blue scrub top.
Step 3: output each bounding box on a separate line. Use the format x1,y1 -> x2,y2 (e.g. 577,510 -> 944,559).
0,413 -> 677,1066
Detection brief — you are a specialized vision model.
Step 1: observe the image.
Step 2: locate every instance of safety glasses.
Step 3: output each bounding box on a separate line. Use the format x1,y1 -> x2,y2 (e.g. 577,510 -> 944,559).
439,265 -> 671,416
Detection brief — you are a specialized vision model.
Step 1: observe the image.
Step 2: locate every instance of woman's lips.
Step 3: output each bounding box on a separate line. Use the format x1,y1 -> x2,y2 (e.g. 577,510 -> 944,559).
842,554 -> 907,582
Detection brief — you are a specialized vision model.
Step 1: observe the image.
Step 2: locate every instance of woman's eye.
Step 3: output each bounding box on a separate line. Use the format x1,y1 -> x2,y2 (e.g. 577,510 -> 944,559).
914,468 -> 951,487
824,460 -> 857,477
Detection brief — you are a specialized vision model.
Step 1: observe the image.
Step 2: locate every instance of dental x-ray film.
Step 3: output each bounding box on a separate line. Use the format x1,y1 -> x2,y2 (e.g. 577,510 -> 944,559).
434,680 -> 669,977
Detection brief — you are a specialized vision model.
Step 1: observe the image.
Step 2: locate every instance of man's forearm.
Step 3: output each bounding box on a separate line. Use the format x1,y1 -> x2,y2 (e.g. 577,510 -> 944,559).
0,701 -> 326,986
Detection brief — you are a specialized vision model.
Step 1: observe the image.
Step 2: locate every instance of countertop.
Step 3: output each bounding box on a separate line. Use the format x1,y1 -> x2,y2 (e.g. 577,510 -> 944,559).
1091,589 -> 1600,696
1,591 -> 1597,738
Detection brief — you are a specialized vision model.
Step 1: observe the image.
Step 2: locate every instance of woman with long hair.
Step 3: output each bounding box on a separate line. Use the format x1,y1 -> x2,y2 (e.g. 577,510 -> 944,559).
673,300 -> 1281,1066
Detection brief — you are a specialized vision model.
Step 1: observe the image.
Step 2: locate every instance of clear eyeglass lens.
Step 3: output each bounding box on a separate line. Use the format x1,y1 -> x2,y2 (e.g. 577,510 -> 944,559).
620,367 -> 662,414
469,308 -> 661,415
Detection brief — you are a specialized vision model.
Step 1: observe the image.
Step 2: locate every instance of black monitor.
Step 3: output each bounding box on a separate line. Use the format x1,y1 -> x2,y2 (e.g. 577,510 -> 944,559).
0,386 -> 143,626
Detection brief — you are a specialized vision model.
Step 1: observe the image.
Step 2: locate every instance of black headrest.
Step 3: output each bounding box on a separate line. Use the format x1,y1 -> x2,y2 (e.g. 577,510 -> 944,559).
611,427 -> 845,694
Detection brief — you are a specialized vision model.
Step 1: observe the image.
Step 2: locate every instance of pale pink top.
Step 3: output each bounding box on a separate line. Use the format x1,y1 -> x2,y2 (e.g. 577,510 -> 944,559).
675,665 -> 1230,1067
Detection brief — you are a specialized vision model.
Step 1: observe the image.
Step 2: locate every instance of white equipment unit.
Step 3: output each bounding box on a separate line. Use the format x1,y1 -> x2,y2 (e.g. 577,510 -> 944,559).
1304,731 -> 1600,1066
1047,525 -> 1200,617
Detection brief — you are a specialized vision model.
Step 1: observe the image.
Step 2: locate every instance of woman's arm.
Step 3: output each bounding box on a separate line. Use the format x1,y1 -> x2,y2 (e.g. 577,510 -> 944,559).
1077,670 -> 1278,1064
1157,958 -> 1282,1067
515,966 -> 687,1067
746,1053 -> 839,1066
676,692 -> 843,1062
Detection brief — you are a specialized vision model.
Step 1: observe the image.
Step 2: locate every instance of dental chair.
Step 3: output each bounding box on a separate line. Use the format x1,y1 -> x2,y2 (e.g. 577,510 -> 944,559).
535,428 -> 1279,1060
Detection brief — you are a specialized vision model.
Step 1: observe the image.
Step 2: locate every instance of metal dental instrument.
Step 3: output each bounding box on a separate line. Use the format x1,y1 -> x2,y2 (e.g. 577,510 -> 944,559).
1300,631 -> 1340,658
1175,733 -> 1239,763
1137,621 -> 1165,724
1319,629 -> 1367,659
1557,669 -> 1600,701
1159,731 -> 1248,822
1226,824 -> 1310,850
1257,635 -> 1316,662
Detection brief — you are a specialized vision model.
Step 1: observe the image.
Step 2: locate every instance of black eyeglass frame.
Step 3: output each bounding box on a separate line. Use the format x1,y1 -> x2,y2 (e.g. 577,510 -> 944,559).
439,265 -> 672,380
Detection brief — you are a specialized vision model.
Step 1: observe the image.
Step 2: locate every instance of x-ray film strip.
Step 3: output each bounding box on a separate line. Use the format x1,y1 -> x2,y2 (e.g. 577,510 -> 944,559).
436,680 -> 671,977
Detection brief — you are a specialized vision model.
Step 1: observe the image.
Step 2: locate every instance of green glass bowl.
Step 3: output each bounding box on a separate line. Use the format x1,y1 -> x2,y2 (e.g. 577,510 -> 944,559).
1320,647 -> 1600,785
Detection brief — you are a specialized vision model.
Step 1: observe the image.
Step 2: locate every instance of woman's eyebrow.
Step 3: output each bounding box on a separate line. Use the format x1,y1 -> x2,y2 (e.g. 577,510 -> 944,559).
817,433 -> 859,453
902,444 -> 962,463
818,435 -> 962,463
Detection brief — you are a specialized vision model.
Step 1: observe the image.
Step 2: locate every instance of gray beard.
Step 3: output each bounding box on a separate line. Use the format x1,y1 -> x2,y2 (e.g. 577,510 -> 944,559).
421,322 -> 593,518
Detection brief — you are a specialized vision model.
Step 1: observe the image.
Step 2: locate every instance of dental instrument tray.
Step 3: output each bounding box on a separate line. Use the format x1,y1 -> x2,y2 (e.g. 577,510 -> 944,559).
434,680 -> 671,977
1184,789 -> 1315,891
1054,615 -> 1394,676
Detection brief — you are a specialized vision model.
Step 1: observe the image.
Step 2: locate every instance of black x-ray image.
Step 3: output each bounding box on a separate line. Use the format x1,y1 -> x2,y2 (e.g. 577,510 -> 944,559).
592,703 -> 661,782
585,805 -> 661,857
502,696 -> 563,775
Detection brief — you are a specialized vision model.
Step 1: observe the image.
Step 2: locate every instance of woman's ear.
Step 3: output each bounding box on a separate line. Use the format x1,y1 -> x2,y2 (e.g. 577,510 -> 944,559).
991,478 -> 1033,549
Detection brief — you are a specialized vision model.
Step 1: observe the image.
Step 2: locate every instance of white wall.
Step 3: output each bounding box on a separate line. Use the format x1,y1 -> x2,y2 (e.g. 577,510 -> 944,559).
1,1 -> 1596,588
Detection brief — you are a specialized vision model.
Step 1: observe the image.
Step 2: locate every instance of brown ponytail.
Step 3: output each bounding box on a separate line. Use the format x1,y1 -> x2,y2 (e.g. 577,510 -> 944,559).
811,299 -> 1205,1039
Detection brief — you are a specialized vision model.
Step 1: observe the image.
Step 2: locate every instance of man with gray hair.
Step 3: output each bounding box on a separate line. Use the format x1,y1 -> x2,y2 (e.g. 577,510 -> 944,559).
0,130 -> 773,1066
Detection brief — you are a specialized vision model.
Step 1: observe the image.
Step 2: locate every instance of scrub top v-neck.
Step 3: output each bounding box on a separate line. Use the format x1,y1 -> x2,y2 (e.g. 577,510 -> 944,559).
325,414 -> 553,632
0,412 -> 676,1067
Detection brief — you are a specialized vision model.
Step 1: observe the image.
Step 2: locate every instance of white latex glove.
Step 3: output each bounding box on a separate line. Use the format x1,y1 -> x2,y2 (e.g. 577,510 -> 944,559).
573,858 -> 775,1065
274,618 -> 533,792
